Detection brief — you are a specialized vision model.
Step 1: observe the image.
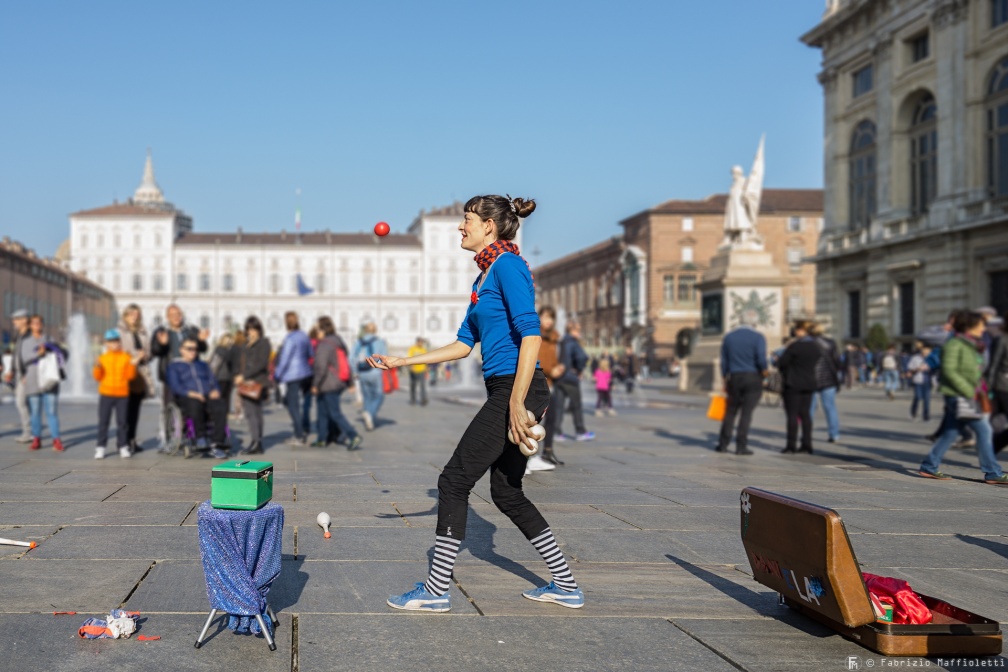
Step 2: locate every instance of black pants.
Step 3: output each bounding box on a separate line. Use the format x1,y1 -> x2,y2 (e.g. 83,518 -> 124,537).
782,388 -> 814,451
97,395 -> 128,448
177,396 -> 229,446
717,372 -> 763,452
596,389 -> 612,409
409,371 -> 427,404
554,379 -> 586,436
436,371 -> 551,541
543,382 -> 559,448
126,392 -> 145,443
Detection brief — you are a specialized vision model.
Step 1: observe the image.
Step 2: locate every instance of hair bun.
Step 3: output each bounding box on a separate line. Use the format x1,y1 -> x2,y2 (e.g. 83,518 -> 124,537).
512,197 -> 536,218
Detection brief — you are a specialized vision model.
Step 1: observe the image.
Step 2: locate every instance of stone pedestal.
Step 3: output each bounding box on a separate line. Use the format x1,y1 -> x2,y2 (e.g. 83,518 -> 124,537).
687,247 -> 787,391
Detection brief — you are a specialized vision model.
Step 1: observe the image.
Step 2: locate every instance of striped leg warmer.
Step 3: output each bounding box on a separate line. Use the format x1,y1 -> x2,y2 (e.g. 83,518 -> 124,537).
424,535 -> 461,596
530,528 -> 578,591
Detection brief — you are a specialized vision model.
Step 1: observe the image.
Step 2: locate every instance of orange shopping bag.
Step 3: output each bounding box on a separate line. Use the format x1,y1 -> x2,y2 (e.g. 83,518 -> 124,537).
706,393 -> 726,421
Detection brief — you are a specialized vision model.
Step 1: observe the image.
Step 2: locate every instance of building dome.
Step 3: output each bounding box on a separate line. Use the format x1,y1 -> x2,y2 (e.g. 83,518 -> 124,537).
133,149 -> 165,204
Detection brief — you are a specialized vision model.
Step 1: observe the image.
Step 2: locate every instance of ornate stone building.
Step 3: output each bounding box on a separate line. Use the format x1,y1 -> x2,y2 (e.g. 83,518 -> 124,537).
68,155 -> 512,352
533,190 -> 822,367
803,0 -> 1008,343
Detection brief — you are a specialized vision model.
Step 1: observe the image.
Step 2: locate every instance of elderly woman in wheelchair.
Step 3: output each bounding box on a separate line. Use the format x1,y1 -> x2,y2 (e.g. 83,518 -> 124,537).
165,336 -> 231,459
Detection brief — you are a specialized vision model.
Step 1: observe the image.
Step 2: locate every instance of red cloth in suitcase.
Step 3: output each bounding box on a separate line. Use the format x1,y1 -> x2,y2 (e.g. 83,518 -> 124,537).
862,572 -> 933,625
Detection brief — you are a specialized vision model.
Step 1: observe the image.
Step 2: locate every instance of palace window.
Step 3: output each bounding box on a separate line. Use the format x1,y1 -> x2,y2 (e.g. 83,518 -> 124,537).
853,64 -> 873,97
176,273 -> 188,291
663,275 -> 675,304
315,274 -> 326,294
911,94 -> 938,215
848,120 -> 877,230
787,217 -> 802,232
677,273 -> 697,304
199,273 -> 211,292
987,56 -> 1008,198
682,217 -> 694,232
899,281 -> 915,336
132,274 -> 143,291
848,290 -> 862,339
994,0 -> 1008,28
909,32 -> 929,63
222,274 -> 234,292
153,274 -> 164,291
787,247 -> 804,272
681,247 -> 693,263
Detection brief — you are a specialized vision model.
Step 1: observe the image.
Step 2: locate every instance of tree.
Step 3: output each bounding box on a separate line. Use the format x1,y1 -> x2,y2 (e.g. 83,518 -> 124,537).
865,323 -> 889,352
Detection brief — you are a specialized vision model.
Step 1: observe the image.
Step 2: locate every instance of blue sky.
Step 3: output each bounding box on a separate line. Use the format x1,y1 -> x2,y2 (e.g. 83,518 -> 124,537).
0,1 -> 825,266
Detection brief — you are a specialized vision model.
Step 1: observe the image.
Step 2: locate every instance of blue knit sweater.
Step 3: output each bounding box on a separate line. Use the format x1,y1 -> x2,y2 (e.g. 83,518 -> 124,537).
457,253 -> 540,378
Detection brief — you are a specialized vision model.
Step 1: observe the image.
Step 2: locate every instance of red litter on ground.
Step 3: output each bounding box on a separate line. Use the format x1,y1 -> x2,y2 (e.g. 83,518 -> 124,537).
374,221 -> 390,237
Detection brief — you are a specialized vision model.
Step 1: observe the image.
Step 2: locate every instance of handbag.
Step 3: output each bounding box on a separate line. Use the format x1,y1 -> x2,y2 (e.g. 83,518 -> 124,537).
37,350 -> 62,392
237,348 -> 263,399
706,393 -> 726,422
237,380 -> 263,400
763,371 -> 783,394
956,396 -> 982,421
328,346 -> 352,384
382,367 -> 399,394
977,392 -> 993,415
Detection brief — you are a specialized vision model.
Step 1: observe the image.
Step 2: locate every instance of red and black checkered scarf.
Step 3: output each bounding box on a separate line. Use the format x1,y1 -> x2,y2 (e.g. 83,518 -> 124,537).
471,240 -> 533,304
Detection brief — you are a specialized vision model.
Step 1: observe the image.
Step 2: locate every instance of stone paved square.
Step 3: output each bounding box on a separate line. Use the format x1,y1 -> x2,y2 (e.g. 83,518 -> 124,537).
0,380 -> 1004,671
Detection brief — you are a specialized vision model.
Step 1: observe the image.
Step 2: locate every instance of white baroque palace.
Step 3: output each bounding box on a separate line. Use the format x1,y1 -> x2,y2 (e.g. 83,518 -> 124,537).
68,153 -> 516,352
803,0 -> 1008,342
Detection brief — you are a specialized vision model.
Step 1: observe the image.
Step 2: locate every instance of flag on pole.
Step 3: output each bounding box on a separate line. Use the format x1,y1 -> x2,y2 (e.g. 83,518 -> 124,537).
296,273 -> 314,296
295,206 -> 301,233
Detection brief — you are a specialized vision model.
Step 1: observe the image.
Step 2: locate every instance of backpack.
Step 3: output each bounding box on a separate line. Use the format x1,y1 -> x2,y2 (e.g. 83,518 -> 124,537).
334,346 -> 351,383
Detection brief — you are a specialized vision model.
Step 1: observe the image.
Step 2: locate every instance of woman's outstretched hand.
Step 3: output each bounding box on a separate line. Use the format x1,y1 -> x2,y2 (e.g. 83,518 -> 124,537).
367,354 -> 404,370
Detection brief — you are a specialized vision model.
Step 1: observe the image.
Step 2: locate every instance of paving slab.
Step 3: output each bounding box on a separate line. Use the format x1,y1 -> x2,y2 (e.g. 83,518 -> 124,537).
456,561 -> 780,619
850,532 -> 1008,571
297,614 -> 738,672
0,525 -> 58,559
0,483 -> 126,502
0,559 -> 152,612
0,501 -> 197,527
28,525 -> 202,560
0,612 -> 292,672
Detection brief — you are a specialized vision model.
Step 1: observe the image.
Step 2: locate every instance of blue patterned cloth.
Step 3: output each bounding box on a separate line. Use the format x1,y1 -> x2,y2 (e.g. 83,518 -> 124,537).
197,501 -> 284,636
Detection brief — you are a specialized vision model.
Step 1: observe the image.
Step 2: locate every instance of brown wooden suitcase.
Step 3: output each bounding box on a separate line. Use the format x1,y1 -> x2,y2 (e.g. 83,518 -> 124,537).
739,487 -> 1002,657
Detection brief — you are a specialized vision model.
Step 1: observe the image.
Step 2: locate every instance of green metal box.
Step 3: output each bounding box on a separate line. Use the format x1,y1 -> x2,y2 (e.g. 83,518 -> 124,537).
211,460 -> 274,510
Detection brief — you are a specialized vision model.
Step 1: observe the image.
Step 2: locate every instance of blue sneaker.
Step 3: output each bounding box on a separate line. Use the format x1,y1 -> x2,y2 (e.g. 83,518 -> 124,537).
387,582 -> 451,612
522,581 -> 585,609
576,432 -> 595,442
554,433 -> 572,442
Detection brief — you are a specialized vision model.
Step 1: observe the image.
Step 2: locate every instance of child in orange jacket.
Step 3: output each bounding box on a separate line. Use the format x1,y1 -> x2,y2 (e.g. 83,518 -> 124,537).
93,329 -> 137,459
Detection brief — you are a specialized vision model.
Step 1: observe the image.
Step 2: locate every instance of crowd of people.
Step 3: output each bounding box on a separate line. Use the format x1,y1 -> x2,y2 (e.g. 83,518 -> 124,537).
0,301 -> 423,458
716,306 -> 1008,484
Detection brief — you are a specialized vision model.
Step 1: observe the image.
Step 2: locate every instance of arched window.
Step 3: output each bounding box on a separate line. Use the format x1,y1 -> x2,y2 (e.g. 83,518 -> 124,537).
910,94 -> 937,215
848,120 -> 876,230
987,56 -> 1008,198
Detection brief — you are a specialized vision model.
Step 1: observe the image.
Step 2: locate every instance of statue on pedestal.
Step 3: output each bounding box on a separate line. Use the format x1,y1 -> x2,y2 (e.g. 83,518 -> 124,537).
721,136 -> 765,250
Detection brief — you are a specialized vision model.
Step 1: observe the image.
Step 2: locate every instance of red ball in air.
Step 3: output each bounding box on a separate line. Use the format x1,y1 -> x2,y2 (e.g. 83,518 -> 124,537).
374,222 -> 390,237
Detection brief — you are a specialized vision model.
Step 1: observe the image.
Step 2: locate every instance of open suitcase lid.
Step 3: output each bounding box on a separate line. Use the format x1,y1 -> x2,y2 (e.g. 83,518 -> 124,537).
740,487 -> 876,628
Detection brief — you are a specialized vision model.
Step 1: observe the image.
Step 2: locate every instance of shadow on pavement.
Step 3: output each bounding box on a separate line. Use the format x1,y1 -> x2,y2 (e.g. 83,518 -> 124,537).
386,488 -> 545,587
955,534 -> 1008,562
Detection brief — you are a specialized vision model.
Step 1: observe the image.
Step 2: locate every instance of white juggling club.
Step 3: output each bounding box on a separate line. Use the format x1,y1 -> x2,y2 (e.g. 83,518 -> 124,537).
316,512 -> 331,539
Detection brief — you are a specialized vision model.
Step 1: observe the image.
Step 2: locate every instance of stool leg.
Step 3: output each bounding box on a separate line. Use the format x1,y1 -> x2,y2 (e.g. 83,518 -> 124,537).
255,613 -> 277,652
194,608 -> 218,649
